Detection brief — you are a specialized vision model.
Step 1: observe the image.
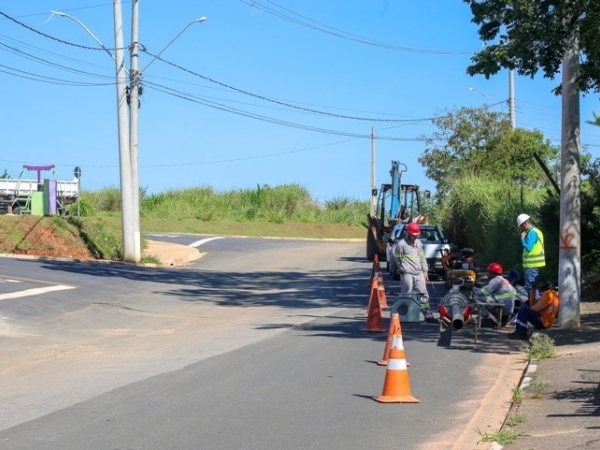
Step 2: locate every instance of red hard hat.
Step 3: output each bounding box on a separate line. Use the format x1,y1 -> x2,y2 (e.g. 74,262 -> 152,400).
407,222 -> 421,235
487,263 -> 503,274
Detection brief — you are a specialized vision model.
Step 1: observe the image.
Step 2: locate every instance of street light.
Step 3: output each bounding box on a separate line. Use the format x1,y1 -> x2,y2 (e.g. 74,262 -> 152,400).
47,11 -> 121,69
468,87 -> 494,104
48,7 -> 207,262
49,7 -> 136,261
129,13 -> 207,260
469,79 -> 516,129
142,17 -> 207,72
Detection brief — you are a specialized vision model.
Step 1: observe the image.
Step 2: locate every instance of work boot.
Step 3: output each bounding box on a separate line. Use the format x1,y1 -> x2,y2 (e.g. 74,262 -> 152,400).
507,331 -> 527,340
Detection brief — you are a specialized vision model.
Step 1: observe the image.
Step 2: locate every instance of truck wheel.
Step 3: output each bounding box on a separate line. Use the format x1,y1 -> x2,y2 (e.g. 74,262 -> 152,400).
366,229 -> 377,261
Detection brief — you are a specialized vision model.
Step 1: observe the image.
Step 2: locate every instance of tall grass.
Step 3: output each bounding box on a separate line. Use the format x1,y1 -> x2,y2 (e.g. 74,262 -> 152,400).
74,184 -> 370,226
437,175 -> 546,270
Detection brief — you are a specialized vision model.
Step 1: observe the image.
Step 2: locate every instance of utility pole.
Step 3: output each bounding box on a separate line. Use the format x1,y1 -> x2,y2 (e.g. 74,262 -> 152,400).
113,0 -> 136,262
508,69 -> 516,129
129,0 -> 141,261
558,33 -> 581,329
370,127 -> 376,216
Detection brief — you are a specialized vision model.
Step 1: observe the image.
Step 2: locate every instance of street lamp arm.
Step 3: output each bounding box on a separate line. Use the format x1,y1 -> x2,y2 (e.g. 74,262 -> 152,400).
468,87 -> 494,104
142,17 -> 207,72
48,11 -> 118,64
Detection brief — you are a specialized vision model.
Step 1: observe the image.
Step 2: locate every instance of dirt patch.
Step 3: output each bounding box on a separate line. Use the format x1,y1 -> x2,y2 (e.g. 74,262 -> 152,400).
0,215 -> 93,259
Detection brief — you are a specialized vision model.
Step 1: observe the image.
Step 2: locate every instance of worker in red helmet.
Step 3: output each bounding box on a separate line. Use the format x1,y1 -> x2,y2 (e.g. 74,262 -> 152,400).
393,222 -> 437,323
473,262 -> 517,327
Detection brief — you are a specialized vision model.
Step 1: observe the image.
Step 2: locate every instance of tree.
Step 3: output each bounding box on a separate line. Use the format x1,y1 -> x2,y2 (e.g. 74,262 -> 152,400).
0,170 -> 9,179
464,0 -> 600,94
464,0 -> 594,328
418,107 -> 559,196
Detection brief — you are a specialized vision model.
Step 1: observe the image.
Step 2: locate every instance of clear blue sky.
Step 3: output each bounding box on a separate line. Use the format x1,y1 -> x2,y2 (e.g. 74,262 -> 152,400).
1,1 -> 598,203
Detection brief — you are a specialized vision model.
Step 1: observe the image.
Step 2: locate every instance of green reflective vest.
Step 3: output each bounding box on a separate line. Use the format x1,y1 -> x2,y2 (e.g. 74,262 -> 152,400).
523,227 -> 545,268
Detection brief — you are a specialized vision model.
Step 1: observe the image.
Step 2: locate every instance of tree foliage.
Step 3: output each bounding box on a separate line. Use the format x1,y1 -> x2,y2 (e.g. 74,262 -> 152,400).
418,107 -> 559,195
580,157 -> 600,272
464,0 -> 600,94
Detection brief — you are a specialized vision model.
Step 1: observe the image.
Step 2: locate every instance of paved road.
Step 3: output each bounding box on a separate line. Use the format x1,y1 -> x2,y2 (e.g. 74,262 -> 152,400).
0,236 -> 524,449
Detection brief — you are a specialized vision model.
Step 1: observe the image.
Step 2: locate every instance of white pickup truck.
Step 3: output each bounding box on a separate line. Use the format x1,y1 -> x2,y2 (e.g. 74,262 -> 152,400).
386,223 -> 452,280
0,165 -> 79,215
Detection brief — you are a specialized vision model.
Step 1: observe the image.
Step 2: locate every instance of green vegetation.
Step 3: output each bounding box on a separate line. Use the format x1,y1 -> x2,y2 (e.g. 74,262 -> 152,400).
52,184 -> 368,260
522,334 -> 557,360
72,184 -> 368,231
511,385 -> 525,405
476,428 -> 527,446
68,184 -> 368,239
527,379 -> 549,399
419,107 -> 559,198
505,413 -> 526,427
465,0 -> 600,95
416,106 -> 564,274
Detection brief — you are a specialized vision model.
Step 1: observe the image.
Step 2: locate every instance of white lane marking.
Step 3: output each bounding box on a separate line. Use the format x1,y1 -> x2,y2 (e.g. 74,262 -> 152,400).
0,285 -> 76,301
0,279 -> 21,284
189,236 -> 225,248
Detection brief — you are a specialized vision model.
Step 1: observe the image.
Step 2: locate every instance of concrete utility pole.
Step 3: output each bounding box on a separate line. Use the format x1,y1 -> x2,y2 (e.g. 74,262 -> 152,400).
508,69 -> 516,129
370,128 -> 376,216
558,33 -> 581,328
129,0 -> 141,261
113,0 -> 136,262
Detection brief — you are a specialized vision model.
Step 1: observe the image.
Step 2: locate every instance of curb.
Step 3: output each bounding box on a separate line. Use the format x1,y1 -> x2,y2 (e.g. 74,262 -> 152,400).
489,357 -> 539,450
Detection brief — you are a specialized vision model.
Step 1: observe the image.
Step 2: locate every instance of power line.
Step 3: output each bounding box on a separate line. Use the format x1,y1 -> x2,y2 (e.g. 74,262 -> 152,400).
140,48 -> 437,123
240,0 -> 478,55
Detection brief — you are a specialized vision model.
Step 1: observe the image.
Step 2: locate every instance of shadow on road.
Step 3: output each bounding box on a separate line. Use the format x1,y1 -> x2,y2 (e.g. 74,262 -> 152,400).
27,256 -> 531,352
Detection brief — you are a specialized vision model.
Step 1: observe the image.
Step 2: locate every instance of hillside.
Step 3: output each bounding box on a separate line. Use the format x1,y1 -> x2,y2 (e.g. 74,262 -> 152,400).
0,215 -> 93,259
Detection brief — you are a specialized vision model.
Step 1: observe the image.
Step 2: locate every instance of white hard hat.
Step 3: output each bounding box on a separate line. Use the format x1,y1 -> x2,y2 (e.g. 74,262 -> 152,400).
517,213 -> 531,227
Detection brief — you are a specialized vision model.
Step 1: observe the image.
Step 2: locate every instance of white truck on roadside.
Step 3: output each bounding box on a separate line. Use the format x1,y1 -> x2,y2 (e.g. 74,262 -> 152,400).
386,223 -> 452,280
0,165 -> 79,215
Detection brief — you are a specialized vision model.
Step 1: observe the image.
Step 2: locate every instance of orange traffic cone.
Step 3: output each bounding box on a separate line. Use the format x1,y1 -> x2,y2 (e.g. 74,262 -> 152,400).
373,321 -> 419,403
377,313 -> 399,365
369,254 -> 381,287
362,278 -> 385,332
377,314 -> 411,367
376,272 -> 389,309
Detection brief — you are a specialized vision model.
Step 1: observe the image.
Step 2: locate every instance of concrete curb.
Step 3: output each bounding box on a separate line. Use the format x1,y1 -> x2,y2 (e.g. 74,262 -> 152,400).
0,243 -> 204,268
489,357 -> 539,449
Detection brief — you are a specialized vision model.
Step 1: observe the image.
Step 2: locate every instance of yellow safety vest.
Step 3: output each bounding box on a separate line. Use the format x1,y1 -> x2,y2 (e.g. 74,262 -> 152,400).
523,227 -> 545,268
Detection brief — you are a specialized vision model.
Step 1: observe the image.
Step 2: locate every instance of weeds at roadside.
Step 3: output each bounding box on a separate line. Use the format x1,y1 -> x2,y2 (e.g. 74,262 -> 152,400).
522,333 -> 556,360
512,385 -> 525,405
140,255 -> 161,265
527,379 -> 549,399
505,413 -> 526,427
476,428 -> 527,446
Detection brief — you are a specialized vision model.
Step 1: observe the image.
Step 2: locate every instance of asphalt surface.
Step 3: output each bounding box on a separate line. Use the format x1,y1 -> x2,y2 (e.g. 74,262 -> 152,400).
146,238 -> 600,449
2,238 -> 598,449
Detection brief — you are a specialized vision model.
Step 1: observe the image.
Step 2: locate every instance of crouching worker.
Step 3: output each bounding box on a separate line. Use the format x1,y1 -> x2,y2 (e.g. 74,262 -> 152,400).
507,276 -> 559,340
473,263 -> 516,327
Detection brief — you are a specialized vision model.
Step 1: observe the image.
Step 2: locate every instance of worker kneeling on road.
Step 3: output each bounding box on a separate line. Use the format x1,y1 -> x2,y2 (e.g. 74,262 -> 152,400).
473,263 -> 516,327
507,276 -> 560,340
393,222 -> 437,324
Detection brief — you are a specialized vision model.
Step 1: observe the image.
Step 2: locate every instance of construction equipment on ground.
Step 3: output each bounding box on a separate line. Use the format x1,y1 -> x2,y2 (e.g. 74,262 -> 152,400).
366,160 -> 429,261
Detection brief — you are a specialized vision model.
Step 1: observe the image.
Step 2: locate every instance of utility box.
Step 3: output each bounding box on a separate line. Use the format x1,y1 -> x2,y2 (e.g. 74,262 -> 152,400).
43,179 -> 57,215
30,192 -> 44,216
391,292 -> 422,323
